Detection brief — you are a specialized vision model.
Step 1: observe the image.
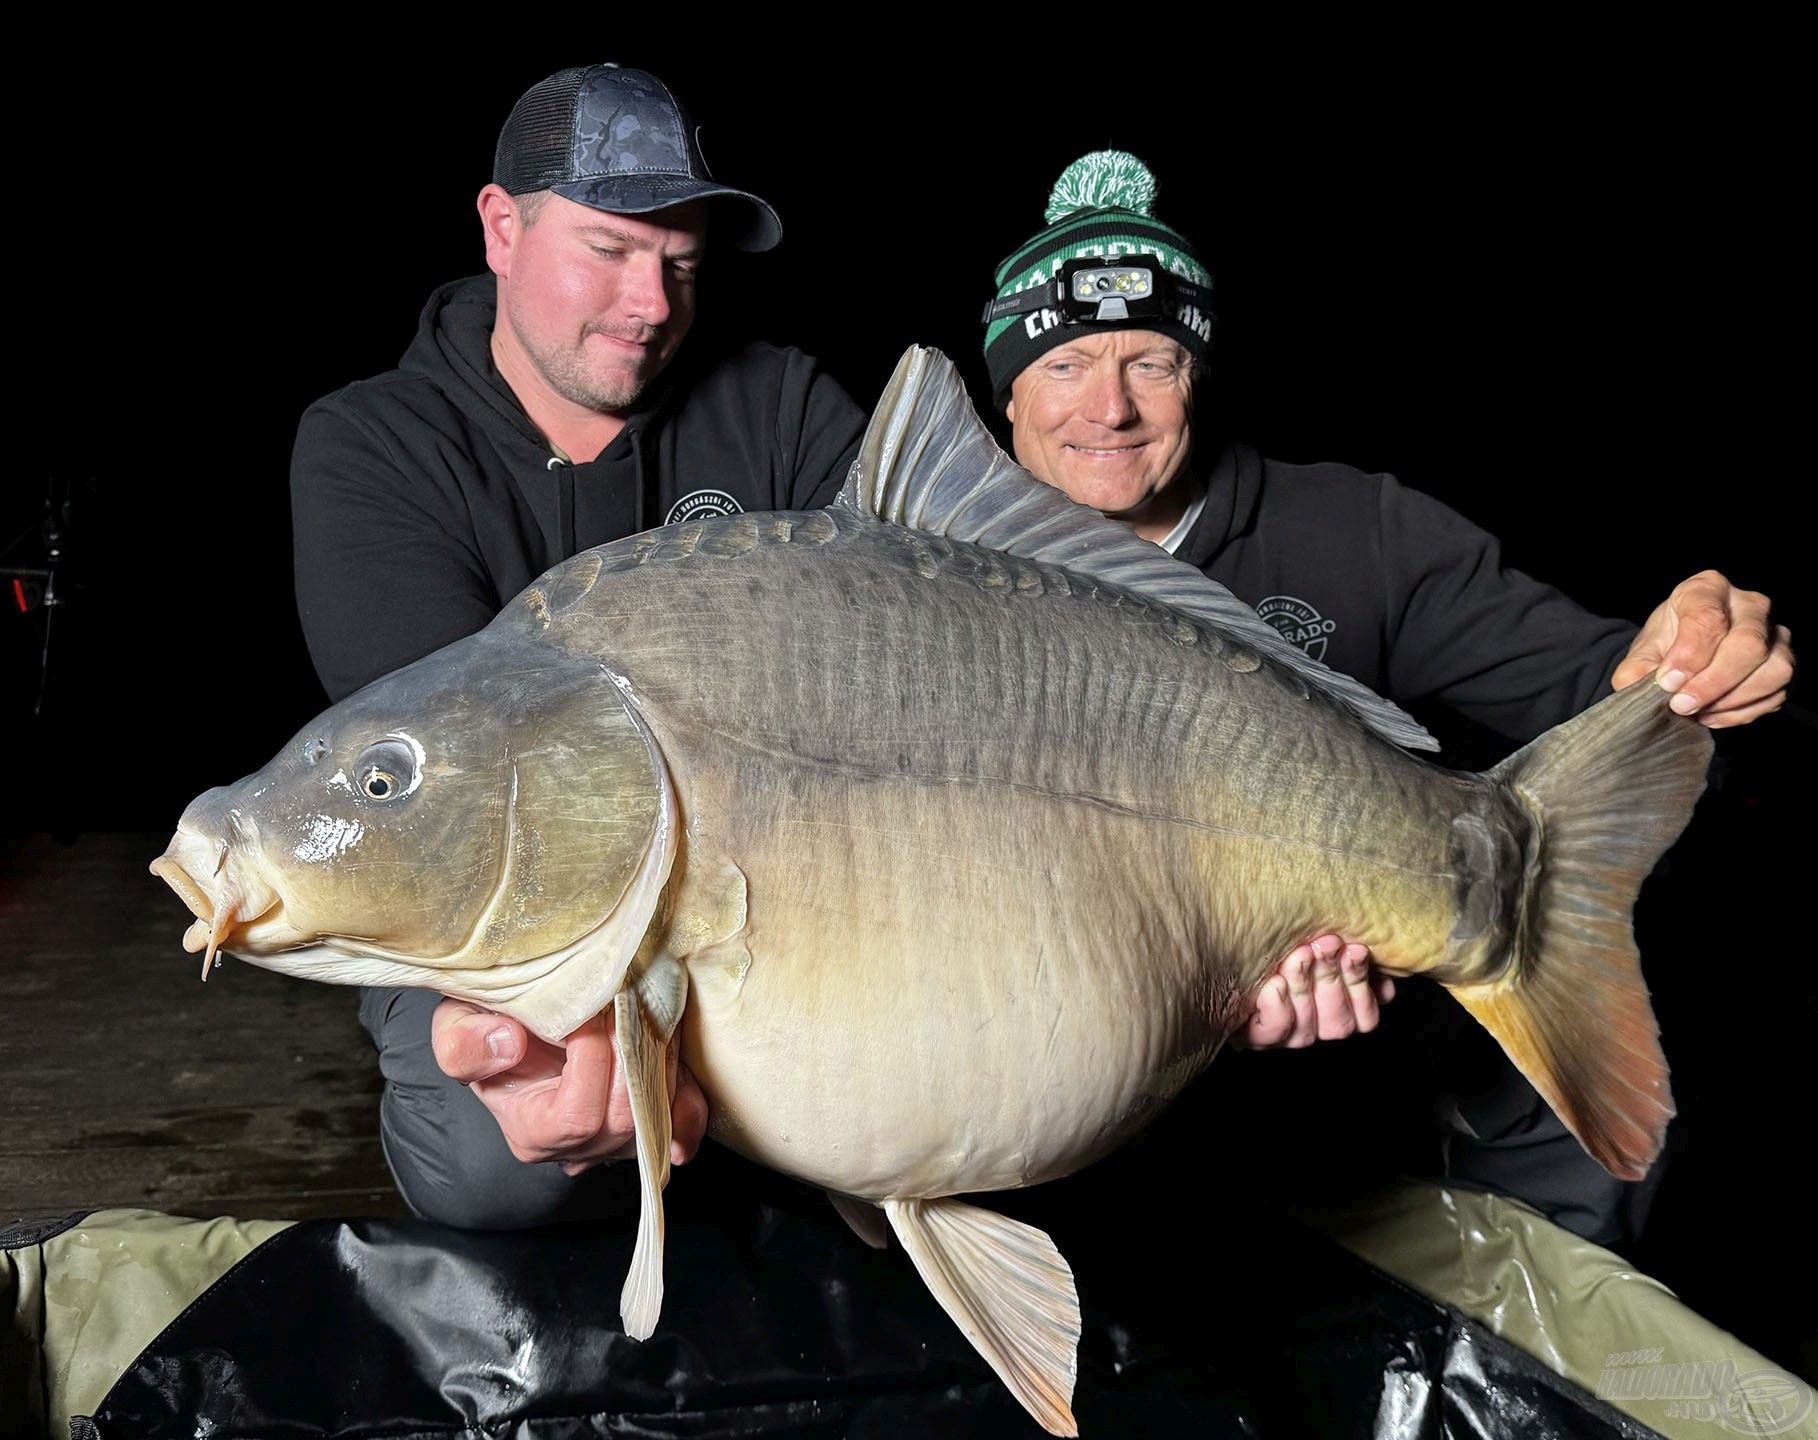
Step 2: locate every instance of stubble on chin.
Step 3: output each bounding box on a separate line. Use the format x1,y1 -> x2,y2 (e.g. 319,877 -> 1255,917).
555,364 -> 646,414
503,306 -> 665,416
531,335 -> 658,414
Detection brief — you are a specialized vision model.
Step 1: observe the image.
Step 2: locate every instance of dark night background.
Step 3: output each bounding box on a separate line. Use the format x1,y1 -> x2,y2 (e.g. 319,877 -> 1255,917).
4,32 -> 1811,1376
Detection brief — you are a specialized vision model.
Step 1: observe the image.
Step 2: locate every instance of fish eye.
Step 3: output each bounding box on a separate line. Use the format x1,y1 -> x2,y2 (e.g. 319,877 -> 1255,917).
362,769 -> 397,799
353,738 -> 419,803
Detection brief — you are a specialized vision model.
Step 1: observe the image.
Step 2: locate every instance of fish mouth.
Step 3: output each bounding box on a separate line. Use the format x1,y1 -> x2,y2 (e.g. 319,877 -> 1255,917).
150,851 -> 284,982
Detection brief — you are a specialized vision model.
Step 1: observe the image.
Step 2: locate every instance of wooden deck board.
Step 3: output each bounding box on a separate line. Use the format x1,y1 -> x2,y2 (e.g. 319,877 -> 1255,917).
1,833 -> 406,1223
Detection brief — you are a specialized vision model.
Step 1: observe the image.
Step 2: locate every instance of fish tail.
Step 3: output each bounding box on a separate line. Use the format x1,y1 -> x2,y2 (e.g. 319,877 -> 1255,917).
1448,679 -> 1712,1181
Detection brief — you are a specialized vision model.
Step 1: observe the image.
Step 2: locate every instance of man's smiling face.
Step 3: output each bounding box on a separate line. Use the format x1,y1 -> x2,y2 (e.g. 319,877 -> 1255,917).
492,194 -> 707,415
1005,329 -> 1195,518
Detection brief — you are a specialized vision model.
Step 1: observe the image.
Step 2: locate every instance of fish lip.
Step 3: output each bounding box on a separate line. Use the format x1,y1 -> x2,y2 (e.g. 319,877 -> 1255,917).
151,855 -> 214,921
153,853 -> 286,934
180,897 -> 288,954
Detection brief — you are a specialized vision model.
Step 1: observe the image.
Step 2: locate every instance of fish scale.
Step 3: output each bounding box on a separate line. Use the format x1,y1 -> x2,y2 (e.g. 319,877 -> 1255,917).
569,514 -> 1448,1182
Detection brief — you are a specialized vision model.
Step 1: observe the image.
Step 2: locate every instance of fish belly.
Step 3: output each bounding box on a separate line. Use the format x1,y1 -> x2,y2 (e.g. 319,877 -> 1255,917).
681,768 -> 1233,1200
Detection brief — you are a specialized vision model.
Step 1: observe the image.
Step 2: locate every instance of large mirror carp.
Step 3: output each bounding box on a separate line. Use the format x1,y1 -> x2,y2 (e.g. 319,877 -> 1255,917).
154,347 -> 1711,1435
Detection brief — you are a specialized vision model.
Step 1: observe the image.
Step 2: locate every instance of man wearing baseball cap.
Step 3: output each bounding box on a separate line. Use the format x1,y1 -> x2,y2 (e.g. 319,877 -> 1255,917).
981,151 -> 1795,1246
290,64 -> 867,1228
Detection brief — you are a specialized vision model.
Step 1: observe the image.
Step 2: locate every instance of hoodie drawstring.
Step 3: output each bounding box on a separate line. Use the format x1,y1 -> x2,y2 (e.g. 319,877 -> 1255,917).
633,433 -> 649,534
547,454 -> 576,556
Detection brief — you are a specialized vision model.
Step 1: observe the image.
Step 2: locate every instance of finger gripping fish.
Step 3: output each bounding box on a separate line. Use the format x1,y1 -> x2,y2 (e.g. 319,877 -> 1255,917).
154,347 -> 1711,1436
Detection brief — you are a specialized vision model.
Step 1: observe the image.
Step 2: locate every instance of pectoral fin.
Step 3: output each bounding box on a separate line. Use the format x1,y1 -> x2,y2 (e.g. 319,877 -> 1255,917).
614,955 -> 689,1340
883,1197 -> 1080,1437
827,1191 -> 890,1249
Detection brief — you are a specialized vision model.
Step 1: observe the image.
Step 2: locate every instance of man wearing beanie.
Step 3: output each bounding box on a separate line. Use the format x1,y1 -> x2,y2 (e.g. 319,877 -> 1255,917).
982,151 -> 1794,1248
290,64 -> 867,1229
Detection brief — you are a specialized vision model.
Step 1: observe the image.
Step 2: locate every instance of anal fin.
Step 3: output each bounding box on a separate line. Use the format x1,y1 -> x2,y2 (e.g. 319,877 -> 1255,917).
827,1191 -> 890,1249
884,1197 -> 1080,1437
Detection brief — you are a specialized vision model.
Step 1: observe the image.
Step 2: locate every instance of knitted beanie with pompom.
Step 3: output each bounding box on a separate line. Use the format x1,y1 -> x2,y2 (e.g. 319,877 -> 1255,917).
983,151 -> 1213,410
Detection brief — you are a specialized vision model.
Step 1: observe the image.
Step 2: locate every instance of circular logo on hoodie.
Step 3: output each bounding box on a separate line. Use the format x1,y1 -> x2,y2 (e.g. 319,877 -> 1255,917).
1256,594 -> 1336,661
664,489 -> 744,526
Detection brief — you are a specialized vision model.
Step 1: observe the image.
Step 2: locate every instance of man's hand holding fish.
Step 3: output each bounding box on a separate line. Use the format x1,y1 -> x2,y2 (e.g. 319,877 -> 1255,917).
432,996 -> 710,1172
1610,569 -> 1794,727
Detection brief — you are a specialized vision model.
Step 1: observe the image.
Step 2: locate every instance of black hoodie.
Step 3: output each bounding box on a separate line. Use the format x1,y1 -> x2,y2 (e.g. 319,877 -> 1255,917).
292,276 -> 866,703
1181,441 -> 1638,750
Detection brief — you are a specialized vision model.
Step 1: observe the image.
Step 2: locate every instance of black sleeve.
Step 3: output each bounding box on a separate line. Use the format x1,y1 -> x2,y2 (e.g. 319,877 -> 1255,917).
1377,475 -> 1638,743
291,400 -> 501,704
774,352 -> 867,510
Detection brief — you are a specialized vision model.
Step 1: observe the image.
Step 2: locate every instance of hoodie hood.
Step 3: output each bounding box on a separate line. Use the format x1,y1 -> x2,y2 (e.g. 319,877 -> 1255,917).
401,276 -> 543,453
1174,440 -> 1266,569
399,276 -> 675,462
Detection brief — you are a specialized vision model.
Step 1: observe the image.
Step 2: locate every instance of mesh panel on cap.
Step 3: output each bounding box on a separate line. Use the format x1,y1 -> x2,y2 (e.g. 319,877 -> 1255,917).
493,68 -> 585,195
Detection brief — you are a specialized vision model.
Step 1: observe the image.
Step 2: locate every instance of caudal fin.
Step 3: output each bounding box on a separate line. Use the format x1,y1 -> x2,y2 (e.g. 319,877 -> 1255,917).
1449,678 -> 1712,1181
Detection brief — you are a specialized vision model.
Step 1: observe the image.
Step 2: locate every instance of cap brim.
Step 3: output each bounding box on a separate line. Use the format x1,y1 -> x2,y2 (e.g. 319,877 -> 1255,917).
552,175 -> 783,252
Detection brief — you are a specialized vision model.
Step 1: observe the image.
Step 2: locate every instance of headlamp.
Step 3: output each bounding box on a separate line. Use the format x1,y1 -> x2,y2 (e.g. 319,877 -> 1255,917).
982,255 -> 1214,329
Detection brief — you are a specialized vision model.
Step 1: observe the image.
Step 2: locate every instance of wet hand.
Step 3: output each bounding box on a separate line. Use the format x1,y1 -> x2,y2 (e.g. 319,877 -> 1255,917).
1611,570 -> 1794,728
1232,934 -> 1392,1049
431,997 -> 710,1174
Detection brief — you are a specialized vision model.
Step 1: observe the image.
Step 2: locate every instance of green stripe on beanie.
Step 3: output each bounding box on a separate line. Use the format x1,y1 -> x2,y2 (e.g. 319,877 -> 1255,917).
983,151 -> 1215,410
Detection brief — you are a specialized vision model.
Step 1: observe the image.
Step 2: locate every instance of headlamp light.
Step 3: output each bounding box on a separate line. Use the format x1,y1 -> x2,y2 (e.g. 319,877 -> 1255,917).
982,256 -> 1213,329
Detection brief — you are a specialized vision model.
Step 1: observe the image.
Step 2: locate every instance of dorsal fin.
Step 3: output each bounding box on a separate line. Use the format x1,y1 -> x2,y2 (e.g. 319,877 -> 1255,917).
837,346 -> 1439,752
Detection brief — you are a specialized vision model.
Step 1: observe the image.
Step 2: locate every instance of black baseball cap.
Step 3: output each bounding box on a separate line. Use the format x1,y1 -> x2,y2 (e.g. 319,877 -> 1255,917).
493,64 -> 782,252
